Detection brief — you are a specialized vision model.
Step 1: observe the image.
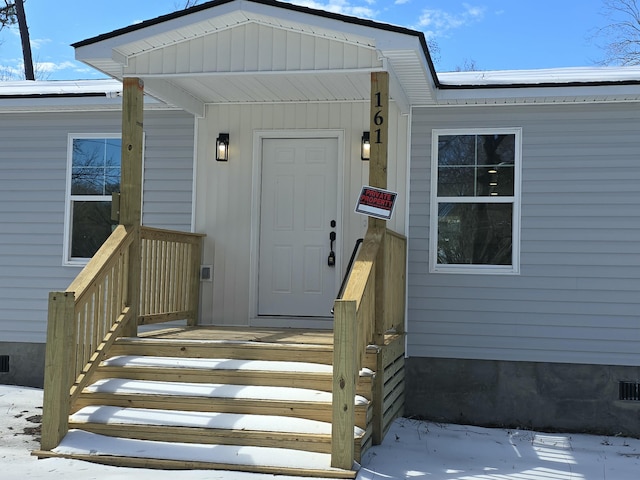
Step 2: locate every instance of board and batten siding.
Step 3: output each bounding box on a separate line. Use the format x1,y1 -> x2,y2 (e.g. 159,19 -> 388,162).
125,22 -> 381,77
0,109 -> 195,344
408,102 -> 640,366
195,101 -> 408,325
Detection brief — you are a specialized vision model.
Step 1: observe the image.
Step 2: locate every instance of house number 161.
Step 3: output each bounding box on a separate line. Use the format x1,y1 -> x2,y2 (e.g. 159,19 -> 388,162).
373,91 -> 384,145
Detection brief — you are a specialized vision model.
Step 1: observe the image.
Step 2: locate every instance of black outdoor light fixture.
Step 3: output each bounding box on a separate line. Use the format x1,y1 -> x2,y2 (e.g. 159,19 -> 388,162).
361,131 -> 370,161
216,133 -> 229,161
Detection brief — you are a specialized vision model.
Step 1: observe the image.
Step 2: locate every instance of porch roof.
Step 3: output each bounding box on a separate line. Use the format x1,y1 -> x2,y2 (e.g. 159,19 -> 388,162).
72,0 -> 438,116
72,0 -> 640,113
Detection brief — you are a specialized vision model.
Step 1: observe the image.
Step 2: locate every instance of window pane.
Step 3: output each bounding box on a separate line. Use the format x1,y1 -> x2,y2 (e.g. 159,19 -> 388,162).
438,166 -> 476,196
438,134 -> 515,197
71,201 -> 115,258
478,134 -> 515,196
437,203 -> 512,265
71,138 -> 121,195
438,135 -> 476,166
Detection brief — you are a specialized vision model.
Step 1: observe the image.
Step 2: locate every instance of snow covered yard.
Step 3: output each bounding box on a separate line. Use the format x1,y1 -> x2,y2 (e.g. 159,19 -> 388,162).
2,384 -> 639,480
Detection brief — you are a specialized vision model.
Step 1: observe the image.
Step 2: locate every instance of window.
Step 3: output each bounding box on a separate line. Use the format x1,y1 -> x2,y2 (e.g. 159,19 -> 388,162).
430,128 -> 521,274
64,135 -> 121,265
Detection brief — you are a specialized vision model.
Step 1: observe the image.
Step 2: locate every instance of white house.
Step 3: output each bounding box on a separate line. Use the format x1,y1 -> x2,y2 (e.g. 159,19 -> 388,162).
2,0 -> 640,439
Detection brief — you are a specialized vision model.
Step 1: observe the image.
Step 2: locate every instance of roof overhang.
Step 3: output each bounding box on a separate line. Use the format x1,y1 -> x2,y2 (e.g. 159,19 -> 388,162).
435,67 -> 640,106
72,0 -> 438,116
0,79 -> 170,113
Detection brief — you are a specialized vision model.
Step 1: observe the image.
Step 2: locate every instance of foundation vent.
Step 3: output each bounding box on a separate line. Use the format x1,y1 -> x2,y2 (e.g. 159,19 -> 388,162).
0,355 -> 8,373
619,381 -> 640,401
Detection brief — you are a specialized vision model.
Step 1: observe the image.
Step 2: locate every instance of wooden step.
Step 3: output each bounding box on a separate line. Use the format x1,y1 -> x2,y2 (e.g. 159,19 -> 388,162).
74,379 -> 371,428
109,337 -> 335,365
35,430 -> 357,478
68,405 -> 367,456
94,355 -> 374,397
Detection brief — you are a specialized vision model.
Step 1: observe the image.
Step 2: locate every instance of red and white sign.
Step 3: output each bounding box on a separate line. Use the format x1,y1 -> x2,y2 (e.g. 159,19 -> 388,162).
355,185 -> 397,220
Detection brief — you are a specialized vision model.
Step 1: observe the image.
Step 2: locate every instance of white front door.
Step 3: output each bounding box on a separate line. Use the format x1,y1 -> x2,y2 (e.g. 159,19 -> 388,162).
258,137 -> 339,318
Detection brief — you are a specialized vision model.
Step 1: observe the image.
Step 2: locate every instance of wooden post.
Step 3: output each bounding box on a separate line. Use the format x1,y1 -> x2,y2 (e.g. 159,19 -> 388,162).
187,238 -> 202,327
369,72 -> 390,344
41,292 -> 76,451
369,72 -> 389,230
121,77 -> 144,337
331,299 -> 357,469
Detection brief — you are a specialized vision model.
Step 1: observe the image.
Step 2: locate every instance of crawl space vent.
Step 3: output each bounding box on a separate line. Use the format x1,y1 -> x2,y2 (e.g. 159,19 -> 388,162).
619,381 -> 640,401
0,355 -> 9,373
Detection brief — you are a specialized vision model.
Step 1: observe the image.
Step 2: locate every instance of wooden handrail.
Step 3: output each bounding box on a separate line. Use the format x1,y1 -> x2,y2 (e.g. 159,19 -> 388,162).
139,226 -> 205,326
42,225 -> 205,451
67,225 -> 134,305
331,226 -> 406,469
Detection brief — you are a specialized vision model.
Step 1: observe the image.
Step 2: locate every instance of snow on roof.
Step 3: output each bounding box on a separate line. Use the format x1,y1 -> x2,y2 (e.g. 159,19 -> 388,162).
0,79 -> 122,97
0,78 -> 176,112
437,65 -> 640,87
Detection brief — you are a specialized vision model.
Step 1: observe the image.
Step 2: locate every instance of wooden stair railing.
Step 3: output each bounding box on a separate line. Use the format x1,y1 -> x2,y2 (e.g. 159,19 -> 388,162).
139,227 -> 204,327
331,227 -> 406,469
41,225 -> 204,451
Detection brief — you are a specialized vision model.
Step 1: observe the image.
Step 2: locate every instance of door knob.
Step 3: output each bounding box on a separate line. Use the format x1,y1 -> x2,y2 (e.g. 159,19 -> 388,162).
328,230 -> 336,267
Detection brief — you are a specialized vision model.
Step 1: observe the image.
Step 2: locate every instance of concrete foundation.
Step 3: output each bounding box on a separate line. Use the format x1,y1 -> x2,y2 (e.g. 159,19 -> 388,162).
0,342 -> 45,388
405,357 -> 640,437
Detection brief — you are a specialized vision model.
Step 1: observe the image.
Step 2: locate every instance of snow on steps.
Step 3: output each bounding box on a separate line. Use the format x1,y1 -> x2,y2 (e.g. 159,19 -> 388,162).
49,430 -> 359,479
69,405 -> 363,455
75,378 -> 371,429
55,341 -> 373,477
93,355 -> 375,397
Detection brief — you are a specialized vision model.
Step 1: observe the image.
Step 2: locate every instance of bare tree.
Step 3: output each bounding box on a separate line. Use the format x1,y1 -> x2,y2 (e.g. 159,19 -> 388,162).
0,0 -> 16,30
14,0 -> 33,79
594,0 -> 640,65
454,59 -> 481,72
175,0 -> 201,9
0,0 -> 34,80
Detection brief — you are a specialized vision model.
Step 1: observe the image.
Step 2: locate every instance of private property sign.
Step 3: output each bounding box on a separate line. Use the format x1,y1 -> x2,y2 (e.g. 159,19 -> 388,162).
355,185 -> 397,220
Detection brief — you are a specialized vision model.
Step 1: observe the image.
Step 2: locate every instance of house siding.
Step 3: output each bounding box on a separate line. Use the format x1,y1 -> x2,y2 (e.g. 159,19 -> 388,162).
125,22 -> 381,77
195,101 -> 408,326
0,109 -> 195,346
408,102 -> 640,367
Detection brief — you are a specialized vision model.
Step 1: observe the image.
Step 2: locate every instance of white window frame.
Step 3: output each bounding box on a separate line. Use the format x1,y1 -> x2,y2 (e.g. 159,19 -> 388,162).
63,133 -> 122,266
429,127 -> 522,275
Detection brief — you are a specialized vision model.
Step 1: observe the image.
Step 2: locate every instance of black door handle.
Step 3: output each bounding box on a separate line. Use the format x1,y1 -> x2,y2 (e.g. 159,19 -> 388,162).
328,230 -> 336,267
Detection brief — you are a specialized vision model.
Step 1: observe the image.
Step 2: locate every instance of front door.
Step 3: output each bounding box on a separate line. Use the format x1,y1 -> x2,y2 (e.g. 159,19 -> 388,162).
258,137 -> 338,318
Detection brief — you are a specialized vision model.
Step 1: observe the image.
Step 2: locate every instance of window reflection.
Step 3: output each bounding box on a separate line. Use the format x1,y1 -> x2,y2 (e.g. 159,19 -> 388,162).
438,134 -> 514,197
69,138 -> 121,260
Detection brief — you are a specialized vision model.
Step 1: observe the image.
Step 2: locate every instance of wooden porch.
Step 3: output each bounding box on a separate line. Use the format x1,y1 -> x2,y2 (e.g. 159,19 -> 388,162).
35,325 -> 404,477
35,219 -> 407,476
35,73 -> 406,476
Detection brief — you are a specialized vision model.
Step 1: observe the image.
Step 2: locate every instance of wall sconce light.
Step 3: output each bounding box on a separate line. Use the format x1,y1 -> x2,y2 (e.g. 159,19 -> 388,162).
216,133 -> 229,161
361,131 -> 370,161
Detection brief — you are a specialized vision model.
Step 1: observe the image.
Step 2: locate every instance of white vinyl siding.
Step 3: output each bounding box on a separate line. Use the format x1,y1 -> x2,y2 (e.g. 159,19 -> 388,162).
0,109 -> 195,343
408,102 -> 640,367
195,101 -> 408,326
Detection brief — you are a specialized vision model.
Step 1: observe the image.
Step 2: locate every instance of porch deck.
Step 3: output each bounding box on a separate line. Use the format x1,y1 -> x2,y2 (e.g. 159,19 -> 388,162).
139,325 -> 337,345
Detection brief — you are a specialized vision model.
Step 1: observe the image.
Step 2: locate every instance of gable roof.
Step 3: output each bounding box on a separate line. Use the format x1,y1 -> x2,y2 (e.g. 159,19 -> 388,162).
72,0 -> 438,115
66,0 -> 640,109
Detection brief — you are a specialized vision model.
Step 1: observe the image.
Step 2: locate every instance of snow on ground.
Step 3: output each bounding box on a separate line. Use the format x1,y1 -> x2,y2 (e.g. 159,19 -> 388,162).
2,384 -> 640,480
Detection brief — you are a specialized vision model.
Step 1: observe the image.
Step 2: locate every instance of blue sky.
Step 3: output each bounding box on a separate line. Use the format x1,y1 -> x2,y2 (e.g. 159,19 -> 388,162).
0,0 -> 613,80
